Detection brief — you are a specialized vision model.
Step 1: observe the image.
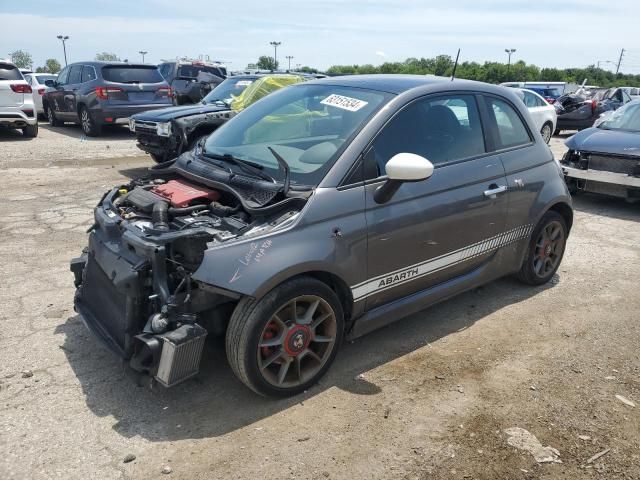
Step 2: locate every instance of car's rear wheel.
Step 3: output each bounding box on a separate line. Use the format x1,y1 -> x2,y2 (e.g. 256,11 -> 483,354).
47,106 -> 62,127
516,211 -> 567,286
79,106 -> 101,137
226,277 -> 344,397
540,123 -> 552,143
22,123 -> 38,138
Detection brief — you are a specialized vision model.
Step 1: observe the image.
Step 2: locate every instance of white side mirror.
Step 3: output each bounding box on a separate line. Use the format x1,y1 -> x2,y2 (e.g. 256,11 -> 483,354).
374,153 -> 435,204
385,153 -> 434,181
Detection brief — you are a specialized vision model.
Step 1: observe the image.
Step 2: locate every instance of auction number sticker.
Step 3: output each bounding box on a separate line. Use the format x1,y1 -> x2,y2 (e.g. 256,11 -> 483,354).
321,94 -> 368,112
236,80 -> 253,86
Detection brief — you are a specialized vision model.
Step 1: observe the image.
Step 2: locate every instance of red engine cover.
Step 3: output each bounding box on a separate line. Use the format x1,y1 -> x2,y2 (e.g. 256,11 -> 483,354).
151,179 -> 219,208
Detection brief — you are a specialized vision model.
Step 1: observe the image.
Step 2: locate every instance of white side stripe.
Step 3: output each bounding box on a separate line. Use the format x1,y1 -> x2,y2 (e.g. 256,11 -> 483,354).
351,224 -> 532,302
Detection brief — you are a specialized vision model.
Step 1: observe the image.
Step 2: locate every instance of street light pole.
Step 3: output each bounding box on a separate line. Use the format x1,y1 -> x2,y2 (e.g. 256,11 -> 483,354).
286,55 -> 294,71
57,35 -> 69,66
269,41 -> 281,70
139,51 -> 148,63
505,48 -> 516,73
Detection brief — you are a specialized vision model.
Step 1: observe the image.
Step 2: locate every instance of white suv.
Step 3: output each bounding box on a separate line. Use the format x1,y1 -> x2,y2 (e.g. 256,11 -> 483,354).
0,60 -> 38,137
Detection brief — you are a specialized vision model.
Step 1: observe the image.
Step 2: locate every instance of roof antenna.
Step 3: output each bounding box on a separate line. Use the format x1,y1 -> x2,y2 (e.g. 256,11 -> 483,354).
451,48 -> 461,81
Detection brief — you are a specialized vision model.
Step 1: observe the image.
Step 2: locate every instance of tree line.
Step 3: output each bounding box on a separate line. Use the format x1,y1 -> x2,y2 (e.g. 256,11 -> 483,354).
326,55 -> 640,88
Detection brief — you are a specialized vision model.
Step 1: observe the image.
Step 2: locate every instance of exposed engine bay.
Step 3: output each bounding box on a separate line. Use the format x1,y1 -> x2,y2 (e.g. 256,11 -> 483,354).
71,172 -> 306,387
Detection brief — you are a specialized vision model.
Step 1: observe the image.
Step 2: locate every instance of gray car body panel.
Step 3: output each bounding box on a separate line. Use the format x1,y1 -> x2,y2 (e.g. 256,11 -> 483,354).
189,75 -> 571,336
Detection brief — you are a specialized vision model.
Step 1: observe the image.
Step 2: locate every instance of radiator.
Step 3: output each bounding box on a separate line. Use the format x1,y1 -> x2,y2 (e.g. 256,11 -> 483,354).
155,324 -> 208,387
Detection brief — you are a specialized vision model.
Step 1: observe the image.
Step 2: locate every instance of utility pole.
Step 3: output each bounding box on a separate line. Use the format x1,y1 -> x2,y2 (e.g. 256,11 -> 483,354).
505,48 -> 516,74
57,35 -> 69,66
615,48 -> 625,74
269,41 -> 281,70
139,51 -> 148,63
285,55 -> 294,71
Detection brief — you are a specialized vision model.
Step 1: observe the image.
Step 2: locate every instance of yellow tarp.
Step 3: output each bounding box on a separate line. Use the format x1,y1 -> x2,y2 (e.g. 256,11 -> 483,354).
230,74 -> 305,112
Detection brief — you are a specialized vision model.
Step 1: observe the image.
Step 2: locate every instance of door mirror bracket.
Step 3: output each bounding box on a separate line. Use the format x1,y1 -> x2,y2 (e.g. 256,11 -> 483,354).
374,153 -> 434,204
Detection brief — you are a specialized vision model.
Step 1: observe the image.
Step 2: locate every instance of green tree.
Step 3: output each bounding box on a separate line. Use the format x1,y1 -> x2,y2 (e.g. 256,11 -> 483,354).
95,52 -> 120,61
298,66 -> 318,74
256,55 -> 278,70
9,50 -> 32,69
44,58 -> 61,74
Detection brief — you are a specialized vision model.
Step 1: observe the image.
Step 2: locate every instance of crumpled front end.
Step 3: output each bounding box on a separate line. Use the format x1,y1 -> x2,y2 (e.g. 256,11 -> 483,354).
70,170 -> 304,387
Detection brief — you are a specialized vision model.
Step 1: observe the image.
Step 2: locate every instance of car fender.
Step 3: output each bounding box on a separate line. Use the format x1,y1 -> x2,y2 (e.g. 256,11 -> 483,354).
191,187 -> 368,302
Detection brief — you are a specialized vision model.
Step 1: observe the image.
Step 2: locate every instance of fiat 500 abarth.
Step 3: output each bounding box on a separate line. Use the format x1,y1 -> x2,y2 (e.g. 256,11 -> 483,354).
71,75 -> 573,396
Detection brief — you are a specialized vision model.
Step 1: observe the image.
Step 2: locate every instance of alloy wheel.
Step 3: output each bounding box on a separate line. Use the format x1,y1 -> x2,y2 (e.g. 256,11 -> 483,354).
81,109 -> 91,134
533,220 -> 564,278
257,295 -> 337,388
541,124 -> 552,143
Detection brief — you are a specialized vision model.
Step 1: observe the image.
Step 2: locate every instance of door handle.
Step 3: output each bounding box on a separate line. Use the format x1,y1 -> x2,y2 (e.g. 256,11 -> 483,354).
484,185 -> 508,198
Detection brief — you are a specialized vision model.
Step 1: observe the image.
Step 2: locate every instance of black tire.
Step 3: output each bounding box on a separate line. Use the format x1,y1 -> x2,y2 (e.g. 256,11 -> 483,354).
22,123 -> 38,138
47,105 -> 62,127
540,122 -> 552,144
79,106 -> 101,137
516,211 -> 568,286
149,153 -> 165,164
553,128 -> 561,136
226,277 -> 344,397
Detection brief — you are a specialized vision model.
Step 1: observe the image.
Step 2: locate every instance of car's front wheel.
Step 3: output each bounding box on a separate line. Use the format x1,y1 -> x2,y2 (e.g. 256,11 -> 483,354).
79,106 -> 101,137
22,123 -> 38,138
540,122 -> 552,144
226,277 -> 344,397
516,211 -> 567,286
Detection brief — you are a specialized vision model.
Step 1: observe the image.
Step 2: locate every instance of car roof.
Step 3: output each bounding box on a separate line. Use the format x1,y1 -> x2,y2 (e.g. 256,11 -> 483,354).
67,61 -> 154,68
304,74 -> 493,94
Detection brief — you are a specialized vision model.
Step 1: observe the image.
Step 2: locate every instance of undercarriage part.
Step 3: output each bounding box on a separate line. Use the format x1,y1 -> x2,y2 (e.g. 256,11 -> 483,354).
155,323 -> 208,387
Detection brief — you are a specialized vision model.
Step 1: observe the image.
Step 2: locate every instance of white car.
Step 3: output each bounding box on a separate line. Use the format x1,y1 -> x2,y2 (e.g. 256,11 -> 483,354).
513,88 -> 557,144
0,60 -> 38,137
24,72 -> 57,117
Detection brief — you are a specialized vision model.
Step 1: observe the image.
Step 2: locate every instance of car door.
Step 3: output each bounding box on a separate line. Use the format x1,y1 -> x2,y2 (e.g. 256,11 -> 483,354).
358,93 -> 509,310
481,95 -> 543,237
49,66 -> 70,116
61,65 -> 83,120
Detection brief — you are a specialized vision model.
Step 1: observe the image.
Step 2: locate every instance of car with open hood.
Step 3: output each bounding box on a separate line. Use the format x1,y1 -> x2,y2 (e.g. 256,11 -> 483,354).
71,75 -> 573,397
560,99 -> 640,201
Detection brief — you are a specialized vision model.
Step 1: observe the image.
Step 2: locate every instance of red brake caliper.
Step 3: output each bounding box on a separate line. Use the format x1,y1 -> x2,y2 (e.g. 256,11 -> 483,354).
261,322 -> 279,358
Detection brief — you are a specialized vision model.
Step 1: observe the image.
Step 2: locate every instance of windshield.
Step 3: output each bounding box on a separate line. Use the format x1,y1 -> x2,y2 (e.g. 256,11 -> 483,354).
35,74 -> 57,84
203,84 -> 392,185
203,77 -> 256,104
599,101 -> 640,132
0,63 -> 22,81
102,66 -> 164,84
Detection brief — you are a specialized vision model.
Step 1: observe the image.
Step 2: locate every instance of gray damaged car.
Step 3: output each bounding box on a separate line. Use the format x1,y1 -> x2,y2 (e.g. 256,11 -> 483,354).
71,75 -> 573,397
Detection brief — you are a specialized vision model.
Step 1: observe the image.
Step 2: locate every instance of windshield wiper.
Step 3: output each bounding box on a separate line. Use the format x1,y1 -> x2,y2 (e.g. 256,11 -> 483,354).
267,147 -> 291,196
202,151 -> 275,183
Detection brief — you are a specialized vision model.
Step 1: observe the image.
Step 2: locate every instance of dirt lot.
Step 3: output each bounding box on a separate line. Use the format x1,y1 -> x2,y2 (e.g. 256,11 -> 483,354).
0,124 -> 638,480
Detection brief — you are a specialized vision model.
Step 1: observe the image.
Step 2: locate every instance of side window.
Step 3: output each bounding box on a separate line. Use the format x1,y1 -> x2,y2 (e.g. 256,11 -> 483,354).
523,92 -> 537,108
67,65 -> 82,84
57,67 -> 70,85
486,97 -> 532,149
25,75 -> 33,85
369,94 -> 486,176
81,66 -> 97,83
158,64 -> 170,79
622,90 -> 632,103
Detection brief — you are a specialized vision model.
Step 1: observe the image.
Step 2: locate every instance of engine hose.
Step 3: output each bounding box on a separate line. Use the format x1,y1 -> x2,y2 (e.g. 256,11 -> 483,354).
209,201 -> 240,217
168,204 -> 209,216
152,201 -> 170,231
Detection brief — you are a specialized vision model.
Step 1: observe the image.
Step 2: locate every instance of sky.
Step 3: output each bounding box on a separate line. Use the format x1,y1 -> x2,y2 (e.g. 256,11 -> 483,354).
1,0 -> 640,74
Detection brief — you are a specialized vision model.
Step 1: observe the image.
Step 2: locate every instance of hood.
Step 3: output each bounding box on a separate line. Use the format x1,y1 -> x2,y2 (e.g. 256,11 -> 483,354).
131,103 -> 230,122
565,127 -> 640,157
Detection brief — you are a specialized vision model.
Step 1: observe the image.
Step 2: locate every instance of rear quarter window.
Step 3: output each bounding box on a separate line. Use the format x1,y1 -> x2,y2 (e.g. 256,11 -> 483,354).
0,64 -> 23,81
101,66 -> 164,84
487,97 -> 532,149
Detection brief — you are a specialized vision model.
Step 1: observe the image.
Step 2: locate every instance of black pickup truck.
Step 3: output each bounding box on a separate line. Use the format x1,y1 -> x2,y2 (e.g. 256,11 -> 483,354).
129,75 -> 259,163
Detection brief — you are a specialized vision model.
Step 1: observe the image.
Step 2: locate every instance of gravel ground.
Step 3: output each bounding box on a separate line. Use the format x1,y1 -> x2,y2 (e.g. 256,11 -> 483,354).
0,126 -> 638,480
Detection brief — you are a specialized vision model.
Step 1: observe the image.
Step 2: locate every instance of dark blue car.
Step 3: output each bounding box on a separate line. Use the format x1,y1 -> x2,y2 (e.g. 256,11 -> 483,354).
43,61 -> 172,136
